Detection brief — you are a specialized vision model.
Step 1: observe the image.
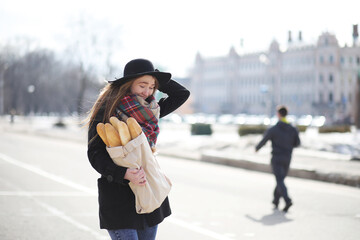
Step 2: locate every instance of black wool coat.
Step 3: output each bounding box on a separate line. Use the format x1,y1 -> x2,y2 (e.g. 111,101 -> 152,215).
87,80 -> 190,230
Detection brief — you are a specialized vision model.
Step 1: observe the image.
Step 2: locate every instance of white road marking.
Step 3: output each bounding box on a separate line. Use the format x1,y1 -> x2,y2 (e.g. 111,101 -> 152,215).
0,153 -> 106,239
0,191 -> 93,196
0,152 -> 234,239
33,198 -> 107,240
167,217 -> 235,240
0,152 -> 96,195
0,175 -> 106,239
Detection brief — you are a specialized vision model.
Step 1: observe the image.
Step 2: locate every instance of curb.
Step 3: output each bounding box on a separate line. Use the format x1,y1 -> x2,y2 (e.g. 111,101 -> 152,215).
200,153 -> 360,188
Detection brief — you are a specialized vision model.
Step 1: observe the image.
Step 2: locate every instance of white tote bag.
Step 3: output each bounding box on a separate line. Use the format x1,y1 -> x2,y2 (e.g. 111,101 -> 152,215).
106,132 -> 172,214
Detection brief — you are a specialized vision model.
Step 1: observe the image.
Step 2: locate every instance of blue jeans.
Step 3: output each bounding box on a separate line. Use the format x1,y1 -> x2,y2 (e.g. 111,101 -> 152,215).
107,225 -> 158,240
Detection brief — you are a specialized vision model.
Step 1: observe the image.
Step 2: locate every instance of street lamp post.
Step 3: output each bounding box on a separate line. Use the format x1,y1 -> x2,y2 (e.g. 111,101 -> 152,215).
27,85 -> 35,115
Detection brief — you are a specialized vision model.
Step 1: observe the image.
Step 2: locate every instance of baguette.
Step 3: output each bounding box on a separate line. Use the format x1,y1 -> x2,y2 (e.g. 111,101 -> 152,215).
96,123 -> 109,147
104,123 -> 122,147
109,116 -> 122,132
118,121 -> 131,145
126,117 -> 143,139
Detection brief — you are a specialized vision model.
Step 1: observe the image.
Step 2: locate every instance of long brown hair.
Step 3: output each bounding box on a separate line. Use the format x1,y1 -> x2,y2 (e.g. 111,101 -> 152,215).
85,76 -> 159,129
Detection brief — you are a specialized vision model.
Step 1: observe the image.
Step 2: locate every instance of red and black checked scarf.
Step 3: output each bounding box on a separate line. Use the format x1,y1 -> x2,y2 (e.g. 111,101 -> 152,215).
115,94 -> 160,148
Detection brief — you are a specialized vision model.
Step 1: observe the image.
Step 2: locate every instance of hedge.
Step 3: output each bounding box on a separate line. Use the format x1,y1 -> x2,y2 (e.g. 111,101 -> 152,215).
318,125 -> 351,133
238,125 -> 268,136
296,125 -> 307,132
191,123 -> 212,135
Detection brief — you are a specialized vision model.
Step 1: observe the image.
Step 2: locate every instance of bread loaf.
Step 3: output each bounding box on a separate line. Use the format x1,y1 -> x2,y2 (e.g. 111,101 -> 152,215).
104,123 -> 122,147
109,116 -> 122,132
118,121 -> 131,145
96,123 -> 109,147
127,117 -> 143,139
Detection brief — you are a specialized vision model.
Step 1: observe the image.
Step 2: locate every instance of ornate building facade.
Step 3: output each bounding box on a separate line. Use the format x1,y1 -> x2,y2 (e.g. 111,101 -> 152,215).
190,27 -> 360,124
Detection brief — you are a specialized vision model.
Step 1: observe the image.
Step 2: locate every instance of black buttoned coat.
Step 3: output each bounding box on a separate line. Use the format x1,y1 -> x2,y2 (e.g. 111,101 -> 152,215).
87,80 -> 190,230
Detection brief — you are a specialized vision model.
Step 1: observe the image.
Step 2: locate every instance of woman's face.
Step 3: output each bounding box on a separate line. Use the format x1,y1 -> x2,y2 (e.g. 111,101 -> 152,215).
130,75 -> 156,99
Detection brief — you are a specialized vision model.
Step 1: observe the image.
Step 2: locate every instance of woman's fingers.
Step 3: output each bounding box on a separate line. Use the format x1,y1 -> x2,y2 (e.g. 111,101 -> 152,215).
138,179 -> 147,186
137,169 -> 146,185
126,167 -> 147,186
128,168 -> 139,174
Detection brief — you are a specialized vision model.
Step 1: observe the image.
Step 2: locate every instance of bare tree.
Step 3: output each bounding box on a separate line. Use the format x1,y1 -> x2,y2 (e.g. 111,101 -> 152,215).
0,45 -> 98,116
0,16 -> 122,117
0,44 -> 21,115
63,15 -> 122,117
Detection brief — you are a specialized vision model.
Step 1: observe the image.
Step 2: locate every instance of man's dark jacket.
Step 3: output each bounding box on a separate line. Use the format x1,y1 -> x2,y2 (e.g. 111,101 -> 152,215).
256,121 -> 300,163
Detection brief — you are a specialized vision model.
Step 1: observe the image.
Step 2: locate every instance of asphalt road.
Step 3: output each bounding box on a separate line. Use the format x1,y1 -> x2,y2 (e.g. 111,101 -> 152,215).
0,131 -> 359,240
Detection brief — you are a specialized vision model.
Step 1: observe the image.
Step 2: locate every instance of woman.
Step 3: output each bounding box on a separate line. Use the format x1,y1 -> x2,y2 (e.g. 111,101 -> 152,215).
86,58 -> 190,240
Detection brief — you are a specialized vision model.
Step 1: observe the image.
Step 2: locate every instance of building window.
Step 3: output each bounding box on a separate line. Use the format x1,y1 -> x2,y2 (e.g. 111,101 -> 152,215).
320,56 -> 324,64
357,56 -> 360,65
329,74 -> 333,83
329,55 -> 334,64
340,56 -> 344,65
329,92 -> 333,103
341,93 -> 346,105
319,74 -> 324,83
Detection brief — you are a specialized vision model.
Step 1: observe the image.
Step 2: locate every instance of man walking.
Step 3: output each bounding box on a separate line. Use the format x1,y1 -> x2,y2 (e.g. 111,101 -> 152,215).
255,105 -> 300,212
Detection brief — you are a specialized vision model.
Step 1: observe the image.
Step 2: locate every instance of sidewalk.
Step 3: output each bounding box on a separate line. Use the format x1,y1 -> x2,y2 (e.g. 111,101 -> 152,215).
1,116 -> 360,188
157,123 -> 360,188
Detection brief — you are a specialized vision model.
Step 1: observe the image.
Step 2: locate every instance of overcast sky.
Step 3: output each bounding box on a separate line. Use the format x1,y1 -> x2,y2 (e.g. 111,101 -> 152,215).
1,0 -> 359,77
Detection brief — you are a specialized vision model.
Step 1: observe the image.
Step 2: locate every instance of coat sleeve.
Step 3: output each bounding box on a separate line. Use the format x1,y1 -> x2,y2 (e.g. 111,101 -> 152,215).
158,79 -> 190,118
255,128 -> 272,151
293,128 -> 301,147
87,108 -> 128,184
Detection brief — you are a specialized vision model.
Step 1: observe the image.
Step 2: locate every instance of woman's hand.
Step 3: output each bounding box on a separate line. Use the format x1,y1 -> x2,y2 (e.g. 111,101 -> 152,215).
124,167 -> 147,186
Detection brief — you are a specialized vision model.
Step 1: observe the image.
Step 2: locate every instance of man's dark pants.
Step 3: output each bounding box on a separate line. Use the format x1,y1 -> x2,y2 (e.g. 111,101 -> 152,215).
271,156 -> 292,204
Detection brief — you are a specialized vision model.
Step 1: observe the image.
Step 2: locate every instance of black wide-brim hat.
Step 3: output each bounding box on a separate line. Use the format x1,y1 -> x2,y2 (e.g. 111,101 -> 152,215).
108,58 -> 171,87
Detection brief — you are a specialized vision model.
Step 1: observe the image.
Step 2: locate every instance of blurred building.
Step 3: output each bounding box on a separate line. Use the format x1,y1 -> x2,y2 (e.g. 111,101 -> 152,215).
190,26 -> 360,124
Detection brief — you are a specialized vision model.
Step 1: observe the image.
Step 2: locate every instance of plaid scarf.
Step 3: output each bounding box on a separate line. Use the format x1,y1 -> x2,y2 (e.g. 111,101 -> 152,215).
116,94 -> 160,148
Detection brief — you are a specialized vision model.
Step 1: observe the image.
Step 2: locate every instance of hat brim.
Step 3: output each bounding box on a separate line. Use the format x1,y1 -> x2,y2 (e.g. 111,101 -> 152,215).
108,71 -> 171,87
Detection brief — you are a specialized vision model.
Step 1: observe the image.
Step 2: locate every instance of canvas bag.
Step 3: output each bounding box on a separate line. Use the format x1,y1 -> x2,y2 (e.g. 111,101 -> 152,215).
106,132 -> 172,214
